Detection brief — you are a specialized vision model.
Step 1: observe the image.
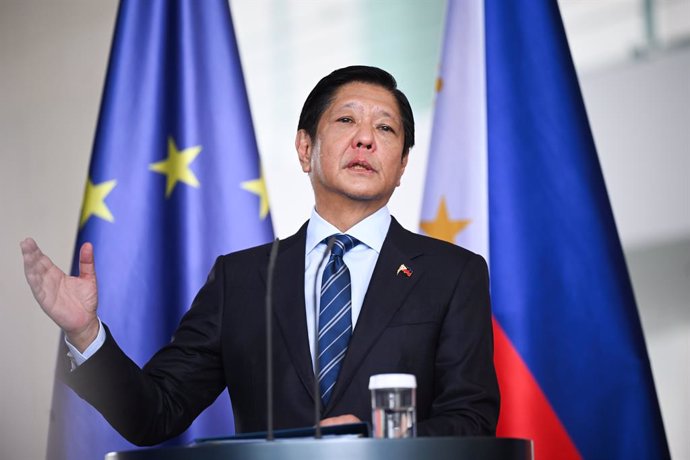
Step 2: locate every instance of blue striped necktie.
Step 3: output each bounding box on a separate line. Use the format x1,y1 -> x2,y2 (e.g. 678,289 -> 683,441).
318,234 -> 359,406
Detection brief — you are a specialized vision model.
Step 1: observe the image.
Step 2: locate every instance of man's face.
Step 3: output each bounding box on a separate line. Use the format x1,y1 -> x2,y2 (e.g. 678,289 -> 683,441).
296,82 -> 408,213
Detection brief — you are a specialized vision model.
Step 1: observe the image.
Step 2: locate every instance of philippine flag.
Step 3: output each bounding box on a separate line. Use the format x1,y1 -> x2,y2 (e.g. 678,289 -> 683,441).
420,1 -> 670,459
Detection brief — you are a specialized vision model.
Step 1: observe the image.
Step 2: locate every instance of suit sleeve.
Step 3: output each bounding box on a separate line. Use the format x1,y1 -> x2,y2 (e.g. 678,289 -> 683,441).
62,257 -> 228,446
417,253 -> 500,436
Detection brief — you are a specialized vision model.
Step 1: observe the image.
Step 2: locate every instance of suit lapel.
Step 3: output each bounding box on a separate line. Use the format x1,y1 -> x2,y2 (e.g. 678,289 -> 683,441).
264,222 -> 317,402
326,219 -> 424,410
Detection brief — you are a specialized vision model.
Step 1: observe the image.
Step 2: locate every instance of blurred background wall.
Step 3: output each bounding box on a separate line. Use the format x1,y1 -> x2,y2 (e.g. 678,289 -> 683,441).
1,0 -> 687,458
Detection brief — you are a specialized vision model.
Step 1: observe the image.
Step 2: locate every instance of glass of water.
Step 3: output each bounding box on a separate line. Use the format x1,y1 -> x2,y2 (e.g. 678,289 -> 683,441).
369,373 -> 417,438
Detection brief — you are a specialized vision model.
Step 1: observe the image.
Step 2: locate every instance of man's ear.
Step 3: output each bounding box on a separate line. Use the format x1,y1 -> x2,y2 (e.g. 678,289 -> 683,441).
296,130 -> 313,173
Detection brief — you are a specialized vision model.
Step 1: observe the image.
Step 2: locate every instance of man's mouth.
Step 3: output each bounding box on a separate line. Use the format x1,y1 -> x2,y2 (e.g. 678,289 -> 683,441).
346,160 -> 374,172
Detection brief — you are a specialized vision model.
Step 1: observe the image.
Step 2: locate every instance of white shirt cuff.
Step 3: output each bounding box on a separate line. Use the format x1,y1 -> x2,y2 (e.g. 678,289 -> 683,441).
64,318 -> 106,368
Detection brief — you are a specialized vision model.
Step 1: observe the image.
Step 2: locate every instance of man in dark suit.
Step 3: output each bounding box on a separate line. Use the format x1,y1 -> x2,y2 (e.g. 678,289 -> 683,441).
21,66 -> 499,445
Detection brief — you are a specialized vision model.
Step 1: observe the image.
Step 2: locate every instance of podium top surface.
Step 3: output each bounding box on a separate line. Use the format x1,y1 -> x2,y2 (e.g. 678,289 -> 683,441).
106,436 -> 533,460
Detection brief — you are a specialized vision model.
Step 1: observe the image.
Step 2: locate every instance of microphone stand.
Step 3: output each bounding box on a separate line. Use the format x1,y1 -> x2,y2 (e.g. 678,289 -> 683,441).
265,238 -> 280,441
314,236 -> 335,439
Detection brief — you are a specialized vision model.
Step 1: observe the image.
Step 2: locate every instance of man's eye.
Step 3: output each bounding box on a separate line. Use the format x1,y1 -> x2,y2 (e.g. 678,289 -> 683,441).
337,117 -> 353,123
378,125 -> 394,133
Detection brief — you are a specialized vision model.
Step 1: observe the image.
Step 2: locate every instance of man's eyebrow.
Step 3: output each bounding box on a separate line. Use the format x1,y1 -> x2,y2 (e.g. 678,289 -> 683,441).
376,109 -> 397,120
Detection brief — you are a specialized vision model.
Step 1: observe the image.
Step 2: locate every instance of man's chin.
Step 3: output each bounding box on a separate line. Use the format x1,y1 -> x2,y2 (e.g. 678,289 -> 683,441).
341,191 -> 395,210
343,190 -> 384,202
315,182 -> 393,208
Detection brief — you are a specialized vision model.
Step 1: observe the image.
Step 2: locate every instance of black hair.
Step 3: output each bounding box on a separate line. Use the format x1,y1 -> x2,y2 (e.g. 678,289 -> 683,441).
297,65 -> 415,157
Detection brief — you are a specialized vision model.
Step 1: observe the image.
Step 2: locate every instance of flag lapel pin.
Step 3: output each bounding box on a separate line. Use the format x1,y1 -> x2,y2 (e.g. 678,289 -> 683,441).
396,264 -> 412,277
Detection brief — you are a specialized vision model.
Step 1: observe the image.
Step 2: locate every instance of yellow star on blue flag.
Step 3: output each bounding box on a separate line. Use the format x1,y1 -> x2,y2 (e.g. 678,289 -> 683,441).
241,172 -> 270,219
79,178 -> 117,228
149,137 -> 202,197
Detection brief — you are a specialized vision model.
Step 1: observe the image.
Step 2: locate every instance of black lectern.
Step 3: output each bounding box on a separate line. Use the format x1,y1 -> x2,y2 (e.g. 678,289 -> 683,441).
106,437 -> 533,460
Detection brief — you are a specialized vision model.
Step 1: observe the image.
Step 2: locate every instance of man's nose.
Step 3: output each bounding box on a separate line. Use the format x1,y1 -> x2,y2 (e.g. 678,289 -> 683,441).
352,125 -> 375,152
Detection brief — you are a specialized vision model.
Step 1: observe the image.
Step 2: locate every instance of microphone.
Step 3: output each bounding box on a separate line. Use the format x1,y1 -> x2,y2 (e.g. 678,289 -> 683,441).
265,237 -> 280,441
313,236 -> 335,439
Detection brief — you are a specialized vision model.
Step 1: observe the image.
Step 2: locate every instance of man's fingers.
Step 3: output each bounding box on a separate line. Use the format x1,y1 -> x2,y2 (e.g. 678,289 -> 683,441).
20,237 -> 40,267
20,237 -> 38,255
79,242 -> 96,277
20,237 -> 60,307
20,237 -> 51,277
20,238 -> 99,333
319,414 -> 361,427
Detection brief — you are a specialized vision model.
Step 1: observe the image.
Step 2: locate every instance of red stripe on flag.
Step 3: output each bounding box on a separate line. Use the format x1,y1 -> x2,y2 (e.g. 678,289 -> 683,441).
493,317 -> 581,460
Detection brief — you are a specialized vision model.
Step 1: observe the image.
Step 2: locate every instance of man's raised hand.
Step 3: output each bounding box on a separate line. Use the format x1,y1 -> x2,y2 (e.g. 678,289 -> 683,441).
20,238 -> 100,352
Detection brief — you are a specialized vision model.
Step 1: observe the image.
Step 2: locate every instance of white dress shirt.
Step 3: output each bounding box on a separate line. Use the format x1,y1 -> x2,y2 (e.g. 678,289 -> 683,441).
65,318 -> 105,367
303,206 -> 391,366
66,207 -> 391,368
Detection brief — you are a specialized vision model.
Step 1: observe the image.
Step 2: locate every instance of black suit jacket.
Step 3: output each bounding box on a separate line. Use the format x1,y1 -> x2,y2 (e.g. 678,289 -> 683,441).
65,218 -> 499,445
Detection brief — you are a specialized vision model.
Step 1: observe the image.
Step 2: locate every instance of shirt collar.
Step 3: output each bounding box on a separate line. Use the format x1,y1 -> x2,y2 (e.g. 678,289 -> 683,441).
306,206 -> 391,256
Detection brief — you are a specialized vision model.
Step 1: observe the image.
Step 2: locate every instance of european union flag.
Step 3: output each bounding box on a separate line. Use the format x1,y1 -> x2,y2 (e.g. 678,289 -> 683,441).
46,1 -> 273,459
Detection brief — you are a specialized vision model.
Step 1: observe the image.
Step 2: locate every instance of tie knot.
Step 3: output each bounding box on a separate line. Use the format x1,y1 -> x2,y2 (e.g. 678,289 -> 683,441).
326,234 -> 359,257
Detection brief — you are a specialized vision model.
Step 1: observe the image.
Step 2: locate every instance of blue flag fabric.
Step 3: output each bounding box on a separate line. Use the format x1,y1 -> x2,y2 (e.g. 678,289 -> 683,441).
485,1 -> 669,459
46,1 -> 273,459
